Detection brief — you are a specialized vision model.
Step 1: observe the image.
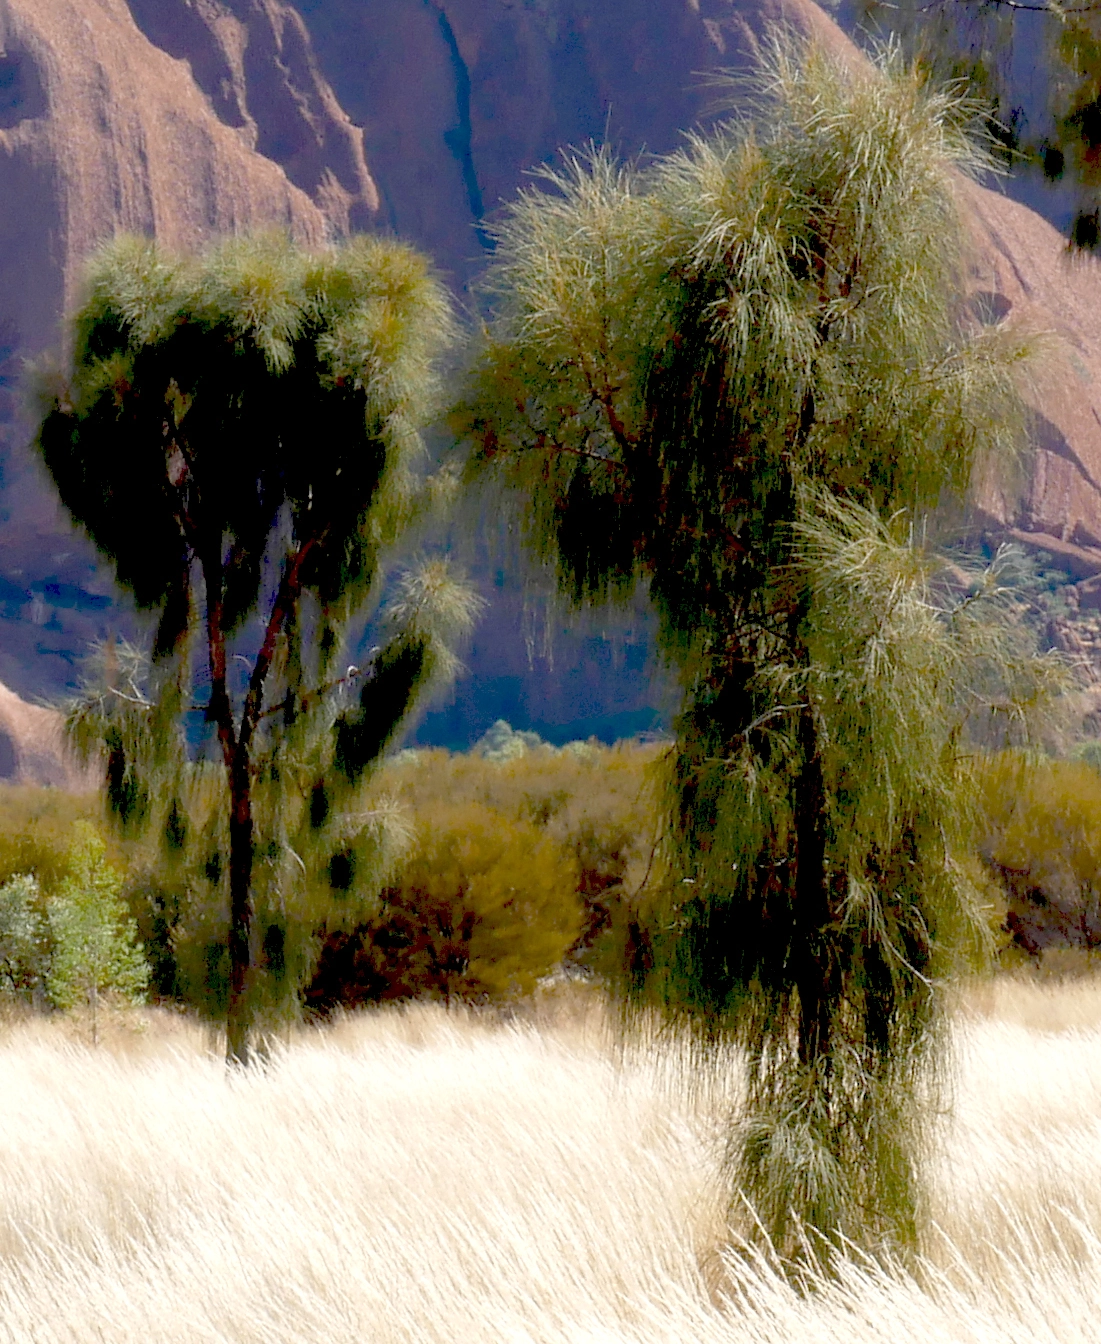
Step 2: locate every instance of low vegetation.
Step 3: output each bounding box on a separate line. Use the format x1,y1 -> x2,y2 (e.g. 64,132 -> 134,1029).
8,734 -> 1101,1035
0,981 -> 1099,1342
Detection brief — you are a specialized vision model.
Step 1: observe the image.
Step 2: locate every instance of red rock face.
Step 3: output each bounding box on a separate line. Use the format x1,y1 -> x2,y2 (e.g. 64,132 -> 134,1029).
0,0 -> 379,356
2,0 -> 1101,728
0,680 -> 93,789
293,0 -> 844,285
960,180 -> 1101,564
125,0 -> 378,234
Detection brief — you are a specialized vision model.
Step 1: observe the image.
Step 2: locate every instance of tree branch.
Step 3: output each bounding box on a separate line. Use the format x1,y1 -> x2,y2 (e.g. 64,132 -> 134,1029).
203,558 -> 237,774
238,536 -> 323,752
905,0 -> 1101,12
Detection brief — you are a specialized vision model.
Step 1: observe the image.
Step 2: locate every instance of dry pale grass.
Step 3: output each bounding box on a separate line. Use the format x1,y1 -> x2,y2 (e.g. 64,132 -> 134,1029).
0,980 -> 1099,1342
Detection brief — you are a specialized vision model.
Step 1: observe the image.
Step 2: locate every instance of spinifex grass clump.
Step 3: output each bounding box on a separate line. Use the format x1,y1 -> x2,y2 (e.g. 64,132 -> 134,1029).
458,36 -> 1061,1263
37,233 -> 478,1062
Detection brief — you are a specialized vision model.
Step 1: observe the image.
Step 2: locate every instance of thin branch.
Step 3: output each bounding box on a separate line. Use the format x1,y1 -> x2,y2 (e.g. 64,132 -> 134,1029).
203,558 -> 237,773
518,426 -> 629,474
734,703 -> 808,743
904,0 -> 1101,12
254,664 -> 364,724
239,535 -> 324,752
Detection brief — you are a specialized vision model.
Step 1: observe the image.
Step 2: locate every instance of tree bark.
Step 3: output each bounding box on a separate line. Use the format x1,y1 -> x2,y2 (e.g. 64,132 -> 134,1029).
225,744 -> 254,1066
203,563 -> 254,1066
792,697 -> 832,1070
216,540 -> 317,1066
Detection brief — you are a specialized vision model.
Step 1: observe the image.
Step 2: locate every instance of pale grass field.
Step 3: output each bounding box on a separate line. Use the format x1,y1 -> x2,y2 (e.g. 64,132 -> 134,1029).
1,979 -> 1100,1342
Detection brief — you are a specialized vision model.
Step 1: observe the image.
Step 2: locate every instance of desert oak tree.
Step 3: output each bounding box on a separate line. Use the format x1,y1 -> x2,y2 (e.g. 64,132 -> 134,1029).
38,234 -> 477,1063
457,40 -> 1058,1260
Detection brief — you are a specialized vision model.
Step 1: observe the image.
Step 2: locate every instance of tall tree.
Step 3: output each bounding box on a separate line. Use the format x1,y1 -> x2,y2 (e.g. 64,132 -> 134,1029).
38,233 -> 477,1063
457,40 -> 1057,1260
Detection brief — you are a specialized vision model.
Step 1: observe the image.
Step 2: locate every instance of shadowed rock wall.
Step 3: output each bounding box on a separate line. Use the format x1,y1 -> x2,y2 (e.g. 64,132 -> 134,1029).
293,0 -> 844,285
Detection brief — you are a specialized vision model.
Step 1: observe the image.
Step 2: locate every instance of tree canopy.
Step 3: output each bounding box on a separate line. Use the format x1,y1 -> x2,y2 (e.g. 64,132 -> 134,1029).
457,38 -> 1059,1261
38,232 -> 478,1062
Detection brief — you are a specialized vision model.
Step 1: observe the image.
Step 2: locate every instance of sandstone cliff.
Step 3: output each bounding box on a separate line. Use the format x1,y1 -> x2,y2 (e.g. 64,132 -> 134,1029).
0,680 -> 92,790
294,0 -> 845,285
0,0 -> 387,360
3,0 -> 1101,740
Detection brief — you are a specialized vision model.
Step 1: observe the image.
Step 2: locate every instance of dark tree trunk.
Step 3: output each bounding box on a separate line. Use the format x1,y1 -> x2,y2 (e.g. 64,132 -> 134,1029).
203,563 -> 255,1066
218,540 -> 316,1065
226,745 -> 254,1066
792,698 -> 833,1069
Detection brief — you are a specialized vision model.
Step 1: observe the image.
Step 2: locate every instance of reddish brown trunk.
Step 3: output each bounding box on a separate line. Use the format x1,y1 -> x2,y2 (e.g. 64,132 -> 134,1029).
225,746 -> 254,1066
209,541 -> 318,1065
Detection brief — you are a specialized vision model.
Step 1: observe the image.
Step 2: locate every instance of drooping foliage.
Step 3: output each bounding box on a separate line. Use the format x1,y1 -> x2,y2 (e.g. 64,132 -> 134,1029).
457,38 -> 1060,1261
37,233 -> 478,1061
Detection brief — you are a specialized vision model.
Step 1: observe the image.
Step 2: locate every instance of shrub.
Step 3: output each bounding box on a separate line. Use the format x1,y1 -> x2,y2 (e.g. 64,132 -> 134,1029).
979,752 -> 1101,960
307,802 -> 582,1010
379,740 -> 663,965
0,873 -> 47,1006
47,827 -> 148,1042
0,784 -> 99,893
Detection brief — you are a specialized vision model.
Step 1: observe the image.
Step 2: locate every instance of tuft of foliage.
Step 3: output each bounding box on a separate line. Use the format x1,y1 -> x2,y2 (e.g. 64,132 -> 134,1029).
307,801 -> 582,1010
37,232 -> 477,1062
457,35 -> 1061,1264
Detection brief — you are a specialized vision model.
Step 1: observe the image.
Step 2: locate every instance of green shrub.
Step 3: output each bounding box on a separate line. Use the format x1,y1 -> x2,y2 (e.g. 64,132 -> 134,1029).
379,740 -> 663,966
0,873 -> 47,1005
0,784 -> 99,893
978,752 -> 1101,961
47,827 -> 148,1041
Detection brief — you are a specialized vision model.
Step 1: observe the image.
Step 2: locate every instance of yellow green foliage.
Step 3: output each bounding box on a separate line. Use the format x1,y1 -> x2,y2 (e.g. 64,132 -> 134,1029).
46,827 -> 148,1018
305,740 -> 663,1011
980,754 -> 1101,883
368,801 -> 582,1002
0,785 -> 100,894
977,752 -> 1101,959
380,742 -> 663,950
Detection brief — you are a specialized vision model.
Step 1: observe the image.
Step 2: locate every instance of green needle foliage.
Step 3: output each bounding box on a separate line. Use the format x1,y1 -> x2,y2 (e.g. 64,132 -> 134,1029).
37,233 -> 478,1063
457,37 -> 1060,1264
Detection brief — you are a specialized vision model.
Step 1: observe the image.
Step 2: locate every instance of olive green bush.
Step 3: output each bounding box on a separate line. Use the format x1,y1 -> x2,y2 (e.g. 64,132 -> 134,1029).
979,752 -> 1101,962
307,802 -> 582,1009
